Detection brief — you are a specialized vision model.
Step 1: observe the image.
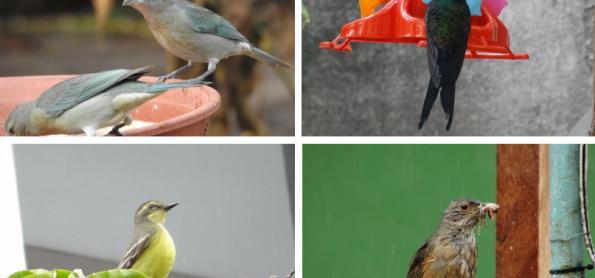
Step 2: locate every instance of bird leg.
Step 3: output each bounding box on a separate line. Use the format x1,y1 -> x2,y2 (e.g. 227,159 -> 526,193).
188,59 -> 220,82
107,116 -> 133,136
107,123 -> 126,136
158,61 -> 194,82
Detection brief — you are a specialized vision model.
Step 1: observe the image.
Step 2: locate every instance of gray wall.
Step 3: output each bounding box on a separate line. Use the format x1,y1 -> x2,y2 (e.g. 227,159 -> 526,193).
13,145 -> 294,278
303,0 -> 593,136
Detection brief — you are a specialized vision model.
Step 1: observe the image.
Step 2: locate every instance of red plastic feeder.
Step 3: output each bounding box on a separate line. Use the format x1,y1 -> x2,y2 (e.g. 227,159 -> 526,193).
320,0 -> 529,60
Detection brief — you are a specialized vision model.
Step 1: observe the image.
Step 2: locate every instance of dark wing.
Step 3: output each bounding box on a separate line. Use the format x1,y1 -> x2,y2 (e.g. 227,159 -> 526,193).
425,8 -> 442,88
426,38 -> 442,88
407,241 -> 430,278
117,234 -> 152,269
181,2 -> 248,42
37,67 -> 151,118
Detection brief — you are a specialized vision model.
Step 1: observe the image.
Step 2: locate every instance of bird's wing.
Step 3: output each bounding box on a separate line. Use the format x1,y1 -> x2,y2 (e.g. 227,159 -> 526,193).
425,7 -> 444,88
426,41 -> 442,88
37,67 -> 151,118
118,234 -> 152,269
181,3 -> 248,42
407,241 -> 430,278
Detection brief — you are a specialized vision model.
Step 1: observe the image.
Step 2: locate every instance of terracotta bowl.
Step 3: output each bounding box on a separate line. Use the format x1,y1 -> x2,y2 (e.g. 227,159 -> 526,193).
0,75 -> 221,136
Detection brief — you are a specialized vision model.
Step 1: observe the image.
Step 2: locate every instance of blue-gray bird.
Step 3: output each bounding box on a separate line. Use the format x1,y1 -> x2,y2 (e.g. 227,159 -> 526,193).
123,0 -> 291,82
5,67 -> 208,136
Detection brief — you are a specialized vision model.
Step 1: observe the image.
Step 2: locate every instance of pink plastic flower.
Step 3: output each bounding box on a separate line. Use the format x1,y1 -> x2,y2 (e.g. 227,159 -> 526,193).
484,0 -> 508,17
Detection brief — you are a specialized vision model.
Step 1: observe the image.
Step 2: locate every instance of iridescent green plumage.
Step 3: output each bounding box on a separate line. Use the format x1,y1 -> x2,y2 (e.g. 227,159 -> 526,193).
418,0 -> 471,131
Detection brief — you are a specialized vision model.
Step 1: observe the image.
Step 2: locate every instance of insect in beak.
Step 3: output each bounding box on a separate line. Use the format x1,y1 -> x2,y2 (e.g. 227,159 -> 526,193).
480,203 -> 500,220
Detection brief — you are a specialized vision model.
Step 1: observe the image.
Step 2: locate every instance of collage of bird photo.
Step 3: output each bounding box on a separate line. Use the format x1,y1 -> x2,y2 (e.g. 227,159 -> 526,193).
0,0 -> 594,278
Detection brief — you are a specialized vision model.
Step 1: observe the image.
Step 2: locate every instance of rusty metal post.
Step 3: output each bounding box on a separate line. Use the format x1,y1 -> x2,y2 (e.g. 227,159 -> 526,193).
550,145 -> 583,277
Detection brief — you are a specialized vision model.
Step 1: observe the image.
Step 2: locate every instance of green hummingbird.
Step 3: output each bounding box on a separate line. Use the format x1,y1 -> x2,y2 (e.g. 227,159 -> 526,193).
418,0 -> 471,131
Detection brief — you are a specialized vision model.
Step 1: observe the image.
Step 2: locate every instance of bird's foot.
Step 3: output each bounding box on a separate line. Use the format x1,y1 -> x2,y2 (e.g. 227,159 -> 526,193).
106,123 -> 127,136
157,76 -> 170,83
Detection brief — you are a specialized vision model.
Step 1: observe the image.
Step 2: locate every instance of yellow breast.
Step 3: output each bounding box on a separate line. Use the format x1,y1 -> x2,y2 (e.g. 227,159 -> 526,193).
131,225 -> 176,278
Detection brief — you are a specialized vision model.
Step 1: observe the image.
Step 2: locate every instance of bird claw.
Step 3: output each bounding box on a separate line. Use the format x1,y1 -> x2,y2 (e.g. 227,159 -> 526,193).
106,123 -> 126,136
157,76 -> 169,83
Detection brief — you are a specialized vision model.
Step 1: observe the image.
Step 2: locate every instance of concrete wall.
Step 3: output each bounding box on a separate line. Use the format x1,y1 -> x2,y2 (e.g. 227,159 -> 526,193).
303,0 -> 593,135
13,145 -> 294,278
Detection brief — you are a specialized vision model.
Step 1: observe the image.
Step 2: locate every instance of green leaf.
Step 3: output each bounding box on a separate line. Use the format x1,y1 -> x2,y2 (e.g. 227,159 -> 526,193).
9,269 -> 147,278
87,269 -> 148,278
55,269 -> 75,278
8,269 -> 57,278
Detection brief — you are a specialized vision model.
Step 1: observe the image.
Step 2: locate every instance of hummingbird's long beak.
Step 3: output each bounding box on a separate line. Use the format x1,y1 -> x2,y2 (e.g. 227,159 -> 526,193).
164,203 -> 179,211
122,0 -> 135,7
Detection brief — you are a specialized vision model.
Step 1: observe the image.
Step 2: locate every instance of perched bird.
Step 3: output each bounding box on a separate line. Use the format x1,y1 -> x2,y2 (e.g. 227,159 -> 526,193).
119,201 -> 179,278
407,198 -> 499,278
418,0 -> 471,131
5,67 -> 207,136
122,0 -> 291,82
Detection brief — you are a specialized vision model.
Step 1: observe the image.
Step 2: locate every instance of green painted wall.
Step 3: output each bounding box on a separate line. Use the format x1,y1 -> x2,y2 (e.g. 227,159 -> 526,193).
303,145 -> 497,277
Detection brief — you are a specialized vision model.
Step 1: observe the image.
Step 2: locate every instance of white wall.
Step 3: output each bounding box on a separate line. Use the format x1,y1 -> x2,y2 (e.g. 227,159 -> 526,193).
13,145 -> 294,278
0,144 -> 26,277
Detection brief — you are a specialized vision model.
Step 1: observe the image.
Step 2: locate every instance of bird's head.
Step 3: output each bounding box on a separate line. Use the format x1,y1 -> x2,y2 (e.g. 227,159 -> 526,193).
441,198 -> 499,230
135,201 -> 179,225
122,0 -> 170,12
5,103 -> 34,136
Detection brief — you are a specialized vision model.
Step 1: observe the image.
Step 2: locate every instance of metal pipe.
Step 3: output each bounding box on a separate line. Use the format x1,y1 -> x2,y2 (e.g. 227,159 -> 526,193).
550,145 -> 584,277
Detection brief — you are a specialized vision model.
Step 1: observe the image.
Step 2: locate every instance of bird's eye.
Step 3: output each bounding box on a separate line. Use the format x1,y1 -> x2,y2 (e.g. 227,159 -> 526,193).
460,205 -> 469,211
150,205 -> 158,210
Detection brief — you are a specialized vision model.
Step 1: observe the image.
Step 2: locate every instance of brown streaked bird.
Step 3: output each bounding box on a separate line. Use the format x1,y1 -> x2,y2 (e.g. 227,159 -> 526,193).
407,198 -> 499,278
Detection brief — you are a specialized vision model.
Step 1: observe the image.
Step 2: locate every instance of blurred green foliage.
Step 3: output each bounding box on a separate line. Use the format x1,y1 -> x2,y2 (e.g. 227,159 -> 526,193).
0,14 -> 151,38
9,269 -> 148,278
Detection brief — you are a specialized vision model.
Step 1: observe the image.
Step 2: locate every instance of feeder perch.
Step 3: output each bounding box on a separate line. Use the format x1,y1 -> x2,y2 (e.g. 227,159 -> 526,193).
320,0 -> 529,60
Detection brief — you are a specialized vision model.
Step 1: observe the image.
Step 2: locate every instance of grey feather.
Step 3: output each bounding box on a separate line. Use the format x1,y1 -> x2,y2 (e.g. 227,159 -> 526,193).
249,47 -> 291,68
181,2 -> 248,42
118,233 -> 153,269
38,67 -> 151,118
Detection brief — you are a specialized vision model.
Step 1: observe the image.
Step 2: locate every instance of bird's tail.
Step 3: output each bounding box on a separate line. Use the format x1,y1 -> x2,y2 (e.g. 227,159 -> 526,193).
147,79 -> 211,94
418,80 -> 440,130
249,47 -> 291,68
440,84 -> 456,131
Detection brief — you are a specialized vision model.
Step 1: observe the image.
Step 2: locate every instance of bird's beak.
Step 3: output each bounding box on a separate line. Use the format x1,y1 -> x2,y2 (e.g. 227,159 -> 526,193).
164,203 -> 179,211
480,203 -> 500,220
122,0 -> 135,7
